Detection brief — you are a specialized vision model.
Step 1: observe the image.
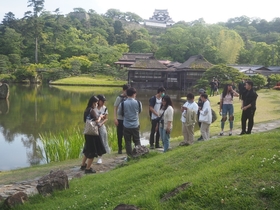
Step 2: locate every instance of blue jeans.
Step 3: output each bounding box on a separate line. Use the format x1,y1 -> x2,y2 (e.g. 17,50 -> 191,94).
221,104 -> 234,130
159,127 -> 170,152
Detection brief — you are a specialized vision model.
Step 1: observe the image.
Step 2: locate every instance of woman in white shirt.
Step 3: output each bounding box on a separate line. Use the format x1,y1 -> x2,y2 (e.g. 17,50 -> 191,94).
158,95 -> 174,152
94,95 -> 111,164
219,84 -> 239,136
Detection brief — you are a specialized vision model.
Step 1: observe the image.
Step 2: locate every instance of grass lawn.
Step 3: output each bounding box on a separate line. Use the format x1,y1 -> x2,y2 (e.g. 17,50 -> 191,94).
8,129 -> 280,210
49,75 -> 127,86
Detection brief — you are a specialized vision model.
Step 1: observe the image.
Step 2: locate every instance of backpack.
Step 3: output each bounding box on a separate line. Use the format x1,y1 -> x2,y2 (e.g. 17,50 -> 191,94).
149,95 -> 156,118
121,100 -> 141,117
211,109 -> 217,123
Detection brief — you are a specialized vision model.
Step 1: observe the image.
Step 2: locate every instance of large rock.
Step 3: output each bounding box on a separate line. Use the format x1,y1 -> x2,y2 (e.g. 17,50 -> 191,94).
36,170 -> 69,196
113,204 -> 140,210
0,83 -> 9,99
3,192 -> 28,209
131,145 -> 149,158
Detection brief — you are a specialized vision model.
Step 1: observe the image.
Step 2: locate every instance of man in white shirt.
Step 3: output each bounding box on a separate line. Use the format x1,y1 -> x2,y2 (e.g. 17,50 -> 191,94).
180,93 -> 198,146
149,87 -> 165,149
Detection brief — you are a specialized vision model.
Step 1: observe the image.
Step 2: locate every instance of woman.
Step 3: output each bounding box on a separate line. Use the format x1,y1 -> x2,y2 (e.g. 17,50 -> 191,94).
94,95 -> 110,164
219,84 -> 239,136
158,95 -> 174,152
198,93 -> 212,140
81,95 -> 106,174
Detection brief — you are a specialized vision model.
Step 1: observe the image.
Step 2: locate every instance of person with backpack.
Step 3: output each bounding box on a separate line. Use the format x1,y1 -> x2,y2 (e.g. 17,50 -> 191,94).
149,87 -> 166,149
113,84 -> 129,154
117,87 -> 142,157
219,84 -> 239,136
198,93 -> 212,141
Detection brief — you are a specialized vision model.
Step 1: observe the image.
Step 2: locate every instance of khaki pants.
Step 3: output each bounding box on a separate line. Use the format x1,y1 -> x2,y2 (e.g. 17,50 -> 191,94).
200,122 -> 210,140
182,123 -> 195,144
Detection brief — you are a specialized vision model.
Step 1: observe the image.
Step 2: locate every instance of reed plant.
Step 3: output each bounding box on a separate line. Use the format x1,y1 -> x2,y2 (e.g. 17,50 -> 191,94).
39,128 -> 84,163
39,126 -> 119,162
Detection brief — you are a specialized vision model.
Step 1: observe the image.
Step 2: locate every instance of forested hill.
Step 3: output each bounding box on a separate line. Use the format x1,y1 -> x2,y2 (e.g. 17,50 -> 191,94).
1,4 -> 280,82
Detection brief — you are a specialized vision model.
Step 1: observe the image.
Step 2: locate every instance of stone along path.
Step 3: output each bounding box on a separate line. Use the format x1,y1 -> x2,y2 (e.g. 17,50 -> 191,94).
1,119 -> 280,200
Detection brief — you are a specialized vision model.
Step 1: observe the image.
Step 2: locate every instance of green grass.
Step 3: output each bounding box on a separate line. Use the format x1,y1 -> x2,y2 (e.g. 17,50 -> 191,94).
49,75 -> 126,86
8,129 -> 280,210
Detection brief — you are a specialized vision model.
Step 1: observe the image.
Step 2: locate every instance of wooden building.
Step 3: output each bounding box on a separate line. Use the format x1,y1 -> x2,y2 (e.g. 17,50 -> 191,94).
176,55 -> 213,90
114,53 -> 154,68
127,55 -> 212,90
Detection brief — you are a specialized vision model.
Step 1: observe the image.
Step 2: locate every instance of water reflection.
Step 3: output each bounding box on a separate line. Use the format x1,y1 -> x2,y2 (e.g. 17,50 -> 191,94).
0,84 -> 188,171
0,98 -> 9,114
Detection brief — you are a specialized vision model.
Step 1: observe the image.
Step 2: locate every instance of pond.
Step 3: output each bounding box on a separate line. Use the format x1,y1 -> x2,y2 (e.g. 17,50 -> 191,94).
0,84 -> 192,171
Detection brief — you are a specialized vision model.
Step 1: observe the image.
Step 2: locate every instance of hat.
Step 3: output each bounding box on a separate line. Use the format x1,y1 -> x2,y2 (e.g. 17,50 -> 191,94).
198,88 -> 205,93
97,94 -> 106,101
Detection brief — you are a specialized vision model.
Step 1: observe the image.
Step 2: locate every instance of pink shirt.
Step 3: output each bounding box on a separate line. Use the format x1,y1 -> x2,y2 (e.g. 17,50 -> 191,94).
220,93 -> 233,104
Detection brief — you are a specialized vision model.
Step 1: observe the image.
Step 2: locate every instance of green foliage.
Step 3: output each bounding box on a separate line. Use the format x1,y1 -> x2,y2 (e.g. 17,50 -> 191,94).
249,74 -> 267,89
196,64 -> 246,90
130,40 -> 152,53
268,74 -> 280,87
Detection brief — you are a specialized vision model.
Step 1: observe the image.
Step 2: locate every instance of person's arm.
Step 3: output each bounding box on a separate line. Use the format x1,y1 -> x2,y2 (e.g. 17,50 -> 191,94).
220,95 -> 223,112
149,97 -> 158,116
113,97 -> 120,126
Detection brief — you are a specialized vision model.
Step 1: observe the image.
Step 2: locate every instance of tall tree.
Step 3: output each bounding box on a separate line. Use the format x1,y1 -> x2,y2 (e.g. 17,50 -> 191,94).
25,0 -> 45,63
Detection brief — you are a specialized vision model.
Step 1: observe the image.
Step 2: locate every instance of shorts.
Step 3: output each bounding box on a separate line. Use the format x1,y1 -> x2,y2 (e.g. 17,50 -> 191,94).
222,104 -> 234,116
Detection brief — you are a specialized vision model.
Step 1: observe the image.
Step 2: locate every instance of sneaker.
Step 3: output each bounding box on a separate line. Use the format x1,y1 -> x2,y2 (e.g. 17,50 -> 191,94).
155,145 -> 162,148
150,145 -> 155,149
80,164 -> 87,170
97,158 -> 102,164
229,132 -> 232,136
219,132 -> 224,136
246,131 -> 251,134
85,168 -> 96,174
197,136 -> 203,141
239,131 -> 246,135
179,142 -> 190,146
118,149 -> 122,154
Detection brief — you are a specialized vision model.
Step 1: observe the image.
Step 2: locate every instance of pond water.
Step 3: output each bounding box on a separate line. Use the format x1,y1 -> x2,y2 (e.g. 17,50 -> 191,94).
0,84 -> 191,171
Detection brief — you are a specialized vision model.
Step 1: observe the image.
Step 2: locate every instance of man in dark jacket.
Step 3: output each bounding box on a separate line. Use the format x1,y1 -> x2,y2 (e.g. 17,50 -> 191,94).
240,81 -> 258,135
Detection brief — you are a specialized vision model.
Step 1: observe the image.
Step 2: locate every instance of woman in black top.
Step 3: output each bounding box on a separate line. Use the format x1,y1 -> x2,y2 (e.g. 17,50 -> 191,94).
81,95 -> 106,174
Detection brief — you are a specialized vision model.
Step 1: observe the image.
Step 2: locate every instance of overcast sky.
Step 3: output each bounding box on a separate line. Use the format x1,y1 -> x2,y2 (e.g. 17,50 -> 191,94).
1,0 -> 279,24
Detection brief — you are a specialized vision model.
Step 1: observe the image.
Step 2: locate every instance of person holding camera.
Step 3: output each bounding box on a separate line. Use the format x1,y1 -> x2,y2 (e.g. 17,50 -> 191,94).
179,93 -> 198,146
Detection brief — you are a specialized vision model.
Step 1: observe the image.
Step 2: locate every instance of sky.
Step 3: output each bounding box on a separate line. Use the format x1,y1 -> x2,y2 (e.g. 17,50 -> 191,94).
0,0 -> 279,24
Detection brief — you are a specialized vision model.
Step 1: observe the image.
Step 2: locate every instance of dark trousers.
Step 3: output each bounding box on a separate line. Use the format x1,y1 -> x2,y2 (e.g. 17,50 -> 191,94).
149,119 -> 160,147
123,126 -> 141,156
117,119 -> 124,151
210,88 -> 215,96
241,109 -> 256,133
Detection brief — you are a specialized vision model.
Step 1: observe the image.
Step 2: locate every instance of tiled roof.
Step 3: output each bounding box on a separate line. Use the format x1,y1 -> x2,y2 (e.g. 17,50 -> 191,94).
177,55 -> 213,69
128,58 -> 167,70
118,53 -> 154,62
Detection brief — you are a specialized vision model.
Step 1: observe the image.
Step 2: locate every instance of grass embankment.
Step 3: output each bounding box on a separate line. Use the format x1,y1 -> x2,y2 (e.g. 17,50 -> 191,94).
8,129 -> 280,210
49,75 -> 127,87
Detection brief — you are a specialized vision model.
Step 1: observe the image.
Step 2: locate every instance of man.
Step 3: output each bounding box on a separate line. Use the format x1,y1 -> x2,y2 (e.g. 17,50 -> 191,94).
238,79 -> 246,100
118,87 -> 142,157
179,93 -> 198,146
114,84 -> 129,154
240,81 -> 258,135
198,93 -> 212,140
197,88 -> 205,141
209,79 -> 216,97
149,86 -> 166,149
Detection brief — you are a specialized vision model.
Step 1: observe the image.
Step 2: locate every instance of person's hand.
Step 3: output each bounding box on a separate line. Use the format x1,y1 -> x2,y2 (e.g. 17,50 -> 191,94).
166,127 -> 171,134
242,106 -> 248,111
114,119 -> 119,126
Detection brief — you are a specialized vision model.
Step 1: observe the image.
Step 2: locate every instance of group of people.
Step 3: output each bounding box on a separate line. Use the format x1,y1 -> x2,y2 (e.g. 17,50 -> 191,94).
80,80 -> 258,173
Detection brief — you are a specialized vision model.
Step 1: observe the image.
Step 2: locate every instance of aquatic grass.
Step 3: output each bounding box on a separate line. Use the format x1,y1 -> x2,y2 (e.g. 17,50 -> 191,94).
39,128 -> 84,163
39,126 -> 118,162
107,125 -> 118,152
